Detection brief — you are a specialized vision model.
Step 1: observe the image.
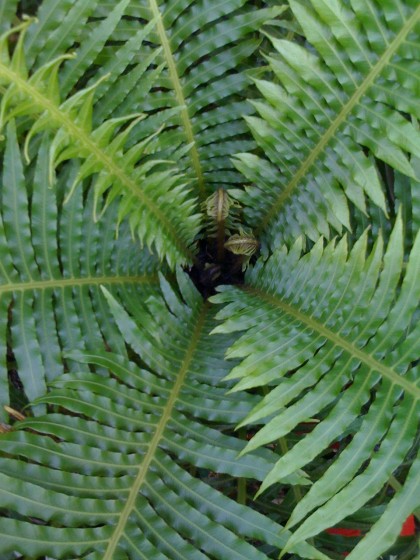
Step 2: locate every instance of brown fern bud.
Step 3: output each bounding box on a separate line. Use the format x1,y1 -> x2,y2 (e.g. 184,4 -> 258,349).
224,232 -> 259,257
204,189 -> 232,222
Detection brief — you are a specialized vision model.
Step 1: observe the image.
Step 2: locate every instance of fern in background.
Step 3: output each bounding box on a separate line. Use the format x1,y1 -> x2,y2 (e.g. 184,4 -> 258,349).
0,1 -> 418,559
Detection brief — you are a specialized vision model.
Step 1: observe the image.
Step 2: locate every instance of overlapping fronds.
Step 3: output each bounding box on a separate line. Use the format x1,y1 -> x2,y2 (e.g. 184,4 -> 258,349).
0,272 -> 324,560
0,123 -> 160,420
80,0 -> 283,196
212,216 -> 420,560
0,18 -> 200,267
0,1 -> 418,558
15,0 -> 282,197
233,0 -> 420,248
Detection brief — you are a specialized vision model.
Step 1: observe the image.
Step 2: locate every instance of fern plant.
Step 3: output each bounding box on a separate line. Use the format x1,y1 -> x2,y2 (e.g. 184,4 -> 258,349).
0,1 -> 418,559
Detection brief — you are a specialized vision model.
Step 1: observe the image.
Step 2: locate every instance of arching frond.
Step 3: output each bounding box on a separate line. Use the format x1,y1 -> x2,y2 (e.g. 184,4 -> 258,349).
0,20 -> 200,267
0,272 -> 324,560
72,0 -> 284,197
212,216 -> 420,560
0,123 -> 159,419
233,0 -> 420,248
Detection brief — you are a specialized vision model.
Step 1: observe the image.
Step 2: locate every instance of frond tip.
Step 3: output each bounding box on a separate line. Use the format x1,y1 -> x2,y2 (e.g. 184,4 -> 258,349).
224,229 -> 259,270
224,231 -> 259,257
202,189 -> 243,254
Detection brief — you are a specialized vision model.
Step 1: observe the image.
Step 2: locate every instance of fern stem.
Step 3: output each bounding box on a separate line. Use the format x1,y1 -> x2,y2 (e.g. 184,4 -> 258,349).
248,287 -> 420,399
277,438 -> 303,504
237,477 -> 247,506
0,275 -> 157,295
149,0 -> 206,199
216,217 -> 225,263
261,387 -> 302,506
237,427 -> 247,505
102,303 -> 209,559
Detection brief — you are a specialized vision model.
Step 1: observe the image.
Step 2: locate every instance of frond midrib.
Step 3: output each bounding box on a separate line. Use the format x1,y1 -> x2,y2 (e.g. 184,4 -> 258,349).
149,0 -> 205,198
255,4 -> 420,235
103,302 -> 209,559
245,286 -> 420,399
0,274 -> 157,295
0,62 -> 194,263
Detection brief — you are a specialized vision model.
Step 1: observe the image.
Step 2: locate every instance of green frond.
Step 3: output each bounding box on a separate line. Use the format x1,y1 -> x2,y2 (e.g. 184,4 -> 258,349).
0,123 -> 160,419
234,0 -> 420,249
16,0 -> 284,198
0,20 -> 200,267
83,0 -> 285,197
344,453 -> 419,560
0,0 -> 18,33
24,0 -> 100,68
0,273 -> 324,560
212,215 -> 419,559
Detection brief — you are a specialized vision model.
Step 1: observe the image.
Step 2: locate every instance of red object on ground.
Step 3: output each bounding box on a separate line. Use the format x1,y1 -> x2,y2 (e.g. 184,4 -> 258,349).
326,515 -> 415,538
325,516 -> 415,557
326,528 -> 362,537
400,515 -> 415,536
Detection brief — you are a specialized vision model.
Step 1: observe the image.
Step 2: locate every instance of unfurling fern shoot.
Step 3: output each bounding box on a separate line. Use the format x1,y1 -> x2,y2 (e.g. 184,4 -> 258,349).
203,188 -> 241,262
224,230 -> 259,270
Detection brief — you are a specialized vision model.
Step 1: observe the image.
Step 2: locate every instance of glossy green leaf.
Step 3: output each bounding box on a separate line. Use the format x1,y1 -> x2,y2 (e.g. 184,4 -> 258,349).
0,21 -> 200,267
0,126 -> 159,418
235,0 -> 420,249
213,214 -> 419,553
0,1 -> 418,558
0,274 -> 324,560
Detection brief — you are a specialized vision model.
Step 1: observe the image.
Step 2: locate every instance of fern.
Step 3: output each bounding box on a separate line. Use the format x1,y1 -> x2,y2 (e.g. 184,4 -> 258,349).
0,1 -> 418,559
0,121 -> 160,414
0,273 -> 322,560
233,0 -> 420,249
0,20 -> 199,267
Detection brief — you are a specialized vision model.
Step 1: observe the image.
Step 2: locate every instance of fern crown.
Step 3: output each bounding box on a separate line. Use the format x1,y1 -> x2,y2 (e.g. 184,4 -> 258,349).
0,1 -> 418,559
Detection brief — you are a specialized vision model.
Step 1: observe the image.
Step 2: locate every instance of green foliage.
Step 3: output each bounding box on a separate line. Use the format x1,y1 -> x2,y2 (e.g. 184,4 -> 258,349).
0,274 -> 321,559
0,1 -> 418,559
233,0 -> 420,250
212,214 -> 419,559
0,17 -> 200,266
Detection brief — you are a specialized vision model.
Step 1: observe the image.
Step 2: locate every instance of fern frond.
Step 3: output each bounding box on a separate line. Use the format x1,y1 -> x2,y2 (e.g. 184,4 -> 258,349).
23,0 -> 98,68
212,215 -> 419,559
0,123 -> 159,419
0,20 -> 200,267
83,1 -> 285,198
0,272 -> 324,560
234,0 -> 420,249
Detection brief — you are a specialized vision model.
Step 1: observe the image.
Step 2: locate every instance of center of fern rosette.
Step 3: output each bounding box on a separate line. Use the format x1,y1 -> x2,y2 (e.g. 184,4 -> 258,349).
188,189 -> 259,296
